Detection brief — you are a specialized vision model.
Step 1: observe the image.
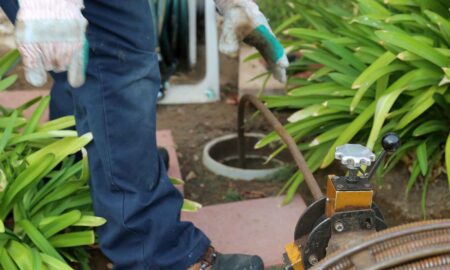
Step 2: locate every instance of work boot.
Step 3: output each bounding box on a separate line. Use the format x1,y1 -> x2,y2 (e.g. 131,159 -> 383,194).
211,253 -> 264,270
190,246 -> 264,270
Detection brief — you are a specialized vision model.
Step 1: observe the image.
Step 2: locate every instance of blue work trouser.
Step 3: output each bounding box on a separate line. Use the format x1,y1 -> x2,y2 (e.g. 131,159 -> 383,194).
0,1 -> 210,269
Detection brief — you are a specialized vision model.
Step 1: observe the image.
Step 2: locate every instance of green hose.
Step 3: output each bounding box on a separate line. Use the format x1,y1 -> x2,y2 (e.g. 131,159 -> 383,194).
149,0 -> 190,73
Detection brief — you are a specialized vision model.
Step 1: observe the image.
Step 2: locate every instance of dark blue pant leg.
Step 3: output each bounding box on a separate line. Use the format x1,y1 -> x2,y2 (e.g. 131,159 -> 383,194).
0,0 -> 18,22
0,1 -> 211,269
76,1 -> 210,269
49,72 -> 75,120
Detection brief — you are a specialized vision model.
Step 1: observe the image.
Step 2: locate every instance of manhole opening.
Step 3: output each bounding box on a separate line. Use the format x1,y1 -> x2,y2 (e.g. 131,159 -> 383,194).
203,133 -> 289,181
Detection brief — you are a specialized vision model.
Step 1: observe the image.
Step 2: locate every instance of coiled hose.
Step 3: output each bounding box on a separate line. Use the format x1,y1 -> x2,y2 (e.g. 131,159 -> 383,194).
313,219 -> 450,270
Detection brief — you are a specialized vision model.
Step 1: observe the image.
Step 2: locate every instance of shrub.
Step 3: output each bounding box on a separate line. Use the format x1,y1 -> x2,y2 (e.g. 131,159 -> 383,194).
259,0 -> 450,207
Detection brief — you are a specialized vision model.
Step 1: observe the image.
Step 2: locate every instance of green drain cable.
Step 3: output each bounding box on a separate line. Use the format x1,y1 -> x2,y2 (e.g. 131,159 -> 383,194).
148,0 -> 191,84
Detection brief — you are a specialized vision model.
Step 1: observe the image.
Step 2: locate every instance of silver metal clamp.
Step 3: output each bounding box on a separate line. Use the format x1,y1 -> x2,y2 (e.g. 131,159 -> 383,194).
335,144 -> 376,170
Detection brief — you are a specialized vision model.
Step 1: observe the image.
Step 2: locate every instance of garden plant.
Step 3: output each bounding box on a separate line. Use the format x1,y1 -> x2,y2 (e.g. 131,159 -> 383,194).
0,50 -> 105,270
258,0 -> 450,210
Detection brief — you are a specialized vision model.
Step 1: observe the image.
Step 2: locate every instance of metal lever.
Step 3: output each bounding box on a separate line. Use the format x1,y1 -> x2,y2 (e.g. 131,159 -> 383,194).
366,133 -> 401,180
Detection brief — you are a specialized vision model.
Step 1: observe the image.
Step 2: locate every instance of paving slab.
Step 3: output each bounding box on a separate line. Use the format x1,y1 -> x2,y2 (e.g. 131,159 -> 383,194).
182,195 -> 307,267
156,130 -> 183,180
0,89 -> 50,121
239,45 -> 286,97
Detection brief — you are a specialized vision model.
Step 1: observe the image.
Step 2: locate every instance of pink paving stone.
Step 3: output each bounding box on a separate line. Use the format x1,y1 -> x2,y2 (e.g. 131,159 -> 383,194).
181,195 -> 307,267
0,89 -> 50,121
156,130 -> 182,180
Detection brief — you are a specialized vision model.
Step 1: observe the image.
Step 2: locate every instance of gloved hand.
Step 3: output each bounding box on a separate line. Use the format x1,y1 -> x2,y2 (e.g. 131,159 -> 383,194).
15,0 -> 88,87
215,0 -> 289,83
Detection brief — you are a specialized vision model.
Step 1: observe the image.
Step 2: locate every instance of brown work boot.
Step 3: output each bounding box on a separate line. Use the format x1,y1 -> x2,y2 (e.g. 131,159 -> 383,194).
189,246 -> 264,270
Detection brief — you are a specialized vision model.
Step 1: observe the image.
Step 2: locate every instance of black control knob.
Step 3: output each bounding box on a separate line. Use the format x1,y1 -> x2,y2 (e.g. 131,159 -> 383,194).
381,133 -> 400,153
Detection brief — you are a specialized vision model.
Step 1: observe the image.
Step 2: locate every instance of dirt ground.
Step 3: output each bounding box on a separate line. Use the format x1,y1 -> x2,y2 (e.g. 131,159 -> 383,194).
157,98 -> 450,226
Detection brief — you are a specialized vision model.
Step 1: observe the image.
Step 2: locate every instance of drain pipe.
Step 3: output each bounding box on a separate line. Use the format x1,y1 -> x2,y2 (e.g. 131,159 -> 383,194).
237,94 -> 324,201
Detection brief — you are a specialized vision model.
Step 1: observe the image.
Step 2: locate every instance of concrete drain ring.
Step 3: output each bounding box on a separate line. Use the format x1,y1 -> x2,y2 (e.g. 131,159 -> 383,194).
202,133 -> 286,181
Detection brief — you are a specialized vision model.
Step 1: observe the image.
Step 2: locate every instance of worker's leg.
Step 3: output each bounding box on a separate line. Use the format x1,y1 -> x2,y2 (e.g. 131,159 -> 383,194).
0,0 -> 18,22
73,1 -> 210,269
1,0 -> 211,269
49,73 -> 75,119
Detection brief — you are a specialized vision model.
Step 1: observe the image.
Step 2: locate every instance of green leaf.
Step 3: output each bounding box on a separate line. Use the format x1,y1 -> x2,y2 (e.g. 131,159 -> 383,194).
7,131 -> 79,146
274,15 -> 302,35
446,134 -> 450,190
26,133 -> 93,169
0,110 -> 18,154
321,102 -> 376,168
397,86 -> 446,129
30,248 -> 42,270
287,28 -> 337,41
79,148 -> 90,183
367,70 -> 424,149
169,177 -> 185,186
18,220 -> 64,262
406,161 -> 421,193
0,154 -> 55,220
0,116 -> 27,128
31,181 -> 85,216
309,123 -> 350,147
352,63 -> 406,112
49,231 -> 95,248
37,116 -> 76,132
0,75 -> 17,92
413,120 -> 449,136
182,199 -> 202,212
40,253 -> 73,270
352,52 -> 396,98
7,241 -> 33,270
323,40 -> 366,71
23,96 -> 51,135
72,216 -> 106,227
375,30 -> 448,68
289,82 -> 348,97
288,105 -> 337,123
301,49 -> 359,76
0,246 -> 18,270
0,50 -> 20,78
358,0 -> 391,16
256,113 -> 350,149
416,142 -> 428,176
38,210 -> 82,238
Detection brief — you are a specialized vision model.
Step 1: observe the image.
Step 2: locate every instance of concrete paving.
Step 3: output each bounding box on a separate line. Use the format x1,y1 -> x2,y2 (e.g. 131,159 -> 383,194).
239,45 -> 287,97
0,89 -> 49,121
182,195 -> 307,267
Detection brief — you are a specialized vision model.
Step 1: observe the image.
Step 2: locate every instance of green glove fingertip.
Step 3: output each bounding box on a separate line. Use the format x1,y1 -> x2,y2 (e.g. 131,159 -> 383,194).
244,25 -> 285,65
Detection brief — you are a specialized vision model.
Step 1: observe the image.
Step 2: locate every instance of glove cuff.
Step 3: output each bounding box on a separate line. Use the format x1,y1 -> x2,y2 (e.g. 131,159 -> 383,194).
215,0 -> 267,28
18,0 -> 84,19
215,0 -> 257,15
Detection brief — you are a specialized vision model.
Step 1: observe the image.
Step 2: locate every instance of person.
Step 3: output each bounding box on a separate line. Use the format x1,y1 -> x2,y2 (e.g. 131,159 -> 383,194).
0,0 -> 288,269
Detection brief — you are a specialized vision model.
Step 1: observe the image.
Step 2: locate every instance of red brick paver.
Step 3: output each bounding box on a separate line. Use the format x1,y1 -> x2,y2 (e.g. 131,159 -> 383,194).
182,196 -> 307,267
0,89 -> 50,121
